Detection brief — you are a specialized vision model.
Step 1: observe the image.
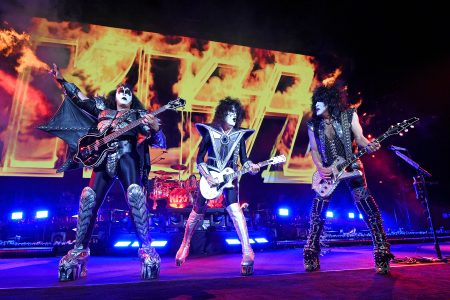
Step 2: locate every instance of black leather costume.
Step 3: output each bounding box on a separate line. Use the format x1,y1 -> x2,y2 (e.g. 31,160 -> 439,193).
40,81 -> 166,281
304,109 -> 393,274
175,122 -> 257,276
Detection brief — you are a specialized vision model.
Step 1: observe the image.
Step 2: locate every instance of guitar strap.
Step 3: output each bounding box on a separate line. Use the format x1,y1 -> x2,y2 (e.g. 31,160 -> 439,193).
340,111 -> 353,161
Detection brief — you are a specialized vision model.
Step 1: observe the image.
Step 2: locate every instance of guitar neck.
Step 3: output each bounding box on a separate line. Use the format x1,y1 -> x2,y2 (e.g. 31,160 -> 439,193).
230,160 -> 271,181
342,131 -> 390,169
102,106 -> 167,144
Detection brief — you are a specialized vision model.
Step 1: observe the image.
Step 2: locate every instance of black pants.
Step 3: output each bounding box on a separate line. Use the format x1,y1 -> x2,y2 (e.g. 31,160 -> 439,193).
81,152 -> 142,247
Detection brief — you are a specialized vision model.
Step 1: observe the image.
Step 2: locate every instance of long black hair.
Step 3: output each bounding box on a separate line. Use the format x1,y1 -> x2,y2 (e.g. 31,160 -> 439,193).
311,84 -> 347,120
212,97 -> 245,128
104,83 -> 145,110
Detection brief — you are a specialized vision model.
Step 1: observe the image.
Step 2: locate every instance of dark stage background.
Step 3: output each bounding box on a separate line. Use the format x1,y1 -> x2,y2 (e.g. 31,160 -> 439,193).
1,0 -> 449,233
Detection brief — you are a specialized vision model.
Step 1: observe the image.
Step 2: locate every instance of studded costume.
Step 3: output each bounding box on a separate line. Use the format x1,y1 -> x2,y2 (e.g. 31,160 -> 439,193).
175,123 -> 256,275
305,108 -> 393,274
40,80 -> 165,281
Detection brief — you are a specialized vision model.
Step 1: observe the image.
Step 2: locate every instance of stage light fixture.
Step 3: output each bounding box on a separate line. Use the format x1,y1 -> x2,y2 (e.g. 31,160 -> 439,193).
359,213 -> 363,219
225,238 -> 241,245
326,211 -> 334,218
151,241 -> 168,247
11,211 -> 23,220
131,241 -> 139,247
35,210 -> 48,219
348,212 -> 355,219
278,208 -> 289,216
114,241 -> 131,247
255,238 -> 269,243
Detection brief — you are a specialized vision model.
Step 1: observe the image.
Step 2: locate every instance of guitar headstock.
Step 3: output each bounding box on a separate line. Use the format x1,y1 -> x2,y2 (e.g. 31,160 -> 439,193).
386,117 -> 419,137
166,97 -> 186,110
268,155 -> 287,165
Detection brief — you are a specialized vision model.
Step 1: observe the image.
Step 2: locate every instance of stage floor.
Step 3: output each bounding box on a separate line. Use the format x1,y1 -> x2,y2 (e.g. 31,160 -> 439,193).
1,242 -> 449,299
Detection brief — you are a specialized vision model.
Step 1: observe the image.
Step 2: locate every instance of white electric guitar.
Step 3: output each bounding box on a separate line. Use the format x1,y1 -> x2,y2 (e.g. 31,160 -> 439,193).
200,155 -> 286,200
312,117 -> 419,197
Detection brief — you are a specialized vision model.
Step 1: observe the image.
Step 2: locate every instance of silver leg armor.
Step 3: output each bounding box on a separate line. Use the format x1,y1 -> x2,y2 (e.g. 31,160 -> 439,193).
353,187 -> 394,274
175,210 -> 204,266
304,196 -> 329,272
58,187 -> 95,281
127,184 -> 160,279
226,203 -> 254,276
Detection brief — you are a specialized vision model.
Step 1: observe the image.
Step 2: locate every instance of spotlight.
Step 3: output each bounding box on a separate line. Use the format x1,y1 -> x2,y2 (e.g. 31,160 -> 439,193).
35,210 -> 48,219
131,241 -> 139,247
11,211 -> 23,220
359,213 -> 363,219
278,208 -> 289,216
326,211 -> 334,218
348,212 -> 355,219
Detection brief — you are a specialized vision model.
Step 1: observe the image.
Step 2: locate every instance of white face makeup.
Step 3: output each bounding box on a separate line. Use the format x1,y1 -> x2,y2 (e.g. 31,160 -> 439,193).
225,110 -> 237,127
116,86 -> 132,106
315,101 -> 328,116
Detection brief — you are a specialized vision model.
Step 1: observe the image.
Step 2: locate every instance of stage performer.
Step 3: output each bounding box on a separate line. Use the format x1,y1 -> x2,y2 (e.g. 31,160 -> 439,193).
44,64 -> 166,281
175,97 -> 260,276
304,84 -> 394,274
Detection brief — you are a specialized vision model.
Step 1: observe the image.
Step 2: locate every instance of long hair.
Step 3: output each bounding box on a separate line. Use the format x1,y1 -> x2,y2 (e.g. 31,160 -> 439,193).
104,84 -> 145,110
212,97 -> 245,128
311,84 -> 347,120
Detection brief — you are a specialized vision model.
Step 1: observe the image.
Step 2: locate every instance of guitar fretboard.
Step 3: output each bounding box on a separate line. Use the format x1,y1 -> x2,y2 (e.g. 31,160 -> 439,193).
101,106 -> 167,144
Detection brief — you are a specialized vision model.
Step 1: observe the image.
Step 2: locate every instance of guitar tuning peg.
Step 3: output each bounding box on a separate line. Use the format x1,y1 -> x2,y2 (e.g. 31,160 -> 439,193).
410,125 -> 414,128
405,129 -> 409,132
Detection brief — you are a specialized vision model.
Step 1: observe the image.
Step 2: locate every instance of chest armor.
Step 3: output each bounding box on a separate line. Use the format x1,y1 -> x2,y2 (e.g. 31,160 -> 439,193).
97,109 -> 137,133
196,124 -> 254,172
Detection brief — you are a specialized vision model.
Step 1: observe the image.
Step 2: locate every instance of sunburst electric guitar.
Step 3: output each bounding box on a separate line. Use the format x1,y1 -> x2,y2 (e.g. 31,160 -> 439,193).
312,117 -> 419,197
74,98 -> 186,168
199,155 -> 286,200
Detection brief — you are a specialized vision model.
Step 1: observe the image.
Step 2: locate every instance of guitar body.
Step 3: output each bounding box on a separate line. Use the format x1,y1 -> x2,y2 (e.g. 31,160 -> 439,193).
74,132 -> 117,168
312,156 -> 362,198
199,168 -> 235,200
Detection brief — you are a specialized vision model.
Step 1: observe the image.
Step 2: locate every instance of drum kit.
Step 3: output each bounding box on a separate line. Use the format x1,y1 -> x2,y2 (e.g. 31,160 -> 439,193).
150,164 -> 198,208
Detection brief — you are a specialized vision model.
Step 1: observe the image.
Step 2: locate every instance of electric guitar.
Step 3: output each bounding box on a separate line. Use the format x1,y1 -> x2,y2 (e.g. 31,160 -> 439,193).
74,98 -> 186,168
312,117 -> 419,197
200,155 -> 286,200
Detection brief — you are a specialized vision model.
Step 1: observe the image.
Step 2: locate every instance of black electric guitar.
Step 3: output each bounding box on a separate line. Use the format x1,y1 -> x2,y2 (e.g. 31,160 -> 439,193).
312,117 -> 419,197
199,155 -> 286,199
74,98 -> 186,168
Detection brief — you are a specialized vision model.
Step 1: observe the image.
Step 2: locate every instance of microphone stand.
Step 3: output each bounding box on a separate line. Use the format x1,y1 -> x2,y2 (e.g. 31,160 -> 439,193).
393,150 -> 443,259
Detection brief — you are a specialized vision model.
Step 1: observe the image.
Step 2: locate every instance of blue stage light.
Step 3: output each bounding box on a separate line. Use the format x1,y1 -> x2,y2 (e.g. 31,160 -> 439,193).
11,211 -> 23,220
114,241 -> 131,247
131,241 -> 139,247
151,241 -> 168,247
326,211 -> 334,218
225,238 -> 241,245
278,208 -> 289,216
359,213 -> 363,219
36,210 -> 48,219
348,212 -> 355,219
255,238 -> 269,243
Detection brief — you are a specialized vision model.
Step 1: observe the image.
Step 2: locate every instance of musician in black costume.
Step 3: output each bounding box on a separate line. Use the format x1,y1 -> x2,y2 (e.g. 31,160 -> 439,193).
304,84 -> 394,274
47,64 -> 166,281
175,97 -> 260,276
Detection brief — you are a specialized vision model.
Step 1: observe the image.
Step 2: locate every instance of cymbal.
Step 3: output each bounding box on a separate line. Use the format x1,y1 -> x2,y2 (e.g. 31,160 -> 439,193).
153,170 -> 177,176
170,163 -> 187,171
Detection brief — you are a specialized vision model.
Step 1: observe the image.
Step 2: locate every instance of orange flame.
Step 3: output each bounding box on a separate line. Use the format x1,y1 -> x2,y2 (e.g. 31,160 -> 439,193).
0,28 -> 50,73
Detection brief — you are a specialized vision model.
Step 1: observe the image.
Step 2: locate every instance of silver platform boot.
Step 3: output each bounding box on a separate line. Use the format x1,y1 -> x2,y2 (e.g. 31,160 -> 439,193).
175,210 -> 204,266
127,184 -> 161,279
58,187 -> 96,281
227,203 -> 254,276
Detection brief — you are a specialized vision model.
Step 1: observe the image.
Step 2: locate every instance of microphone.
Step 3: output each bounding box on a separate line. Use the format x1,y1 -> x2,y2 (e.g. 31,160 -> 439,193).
388,145 -> 407,151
